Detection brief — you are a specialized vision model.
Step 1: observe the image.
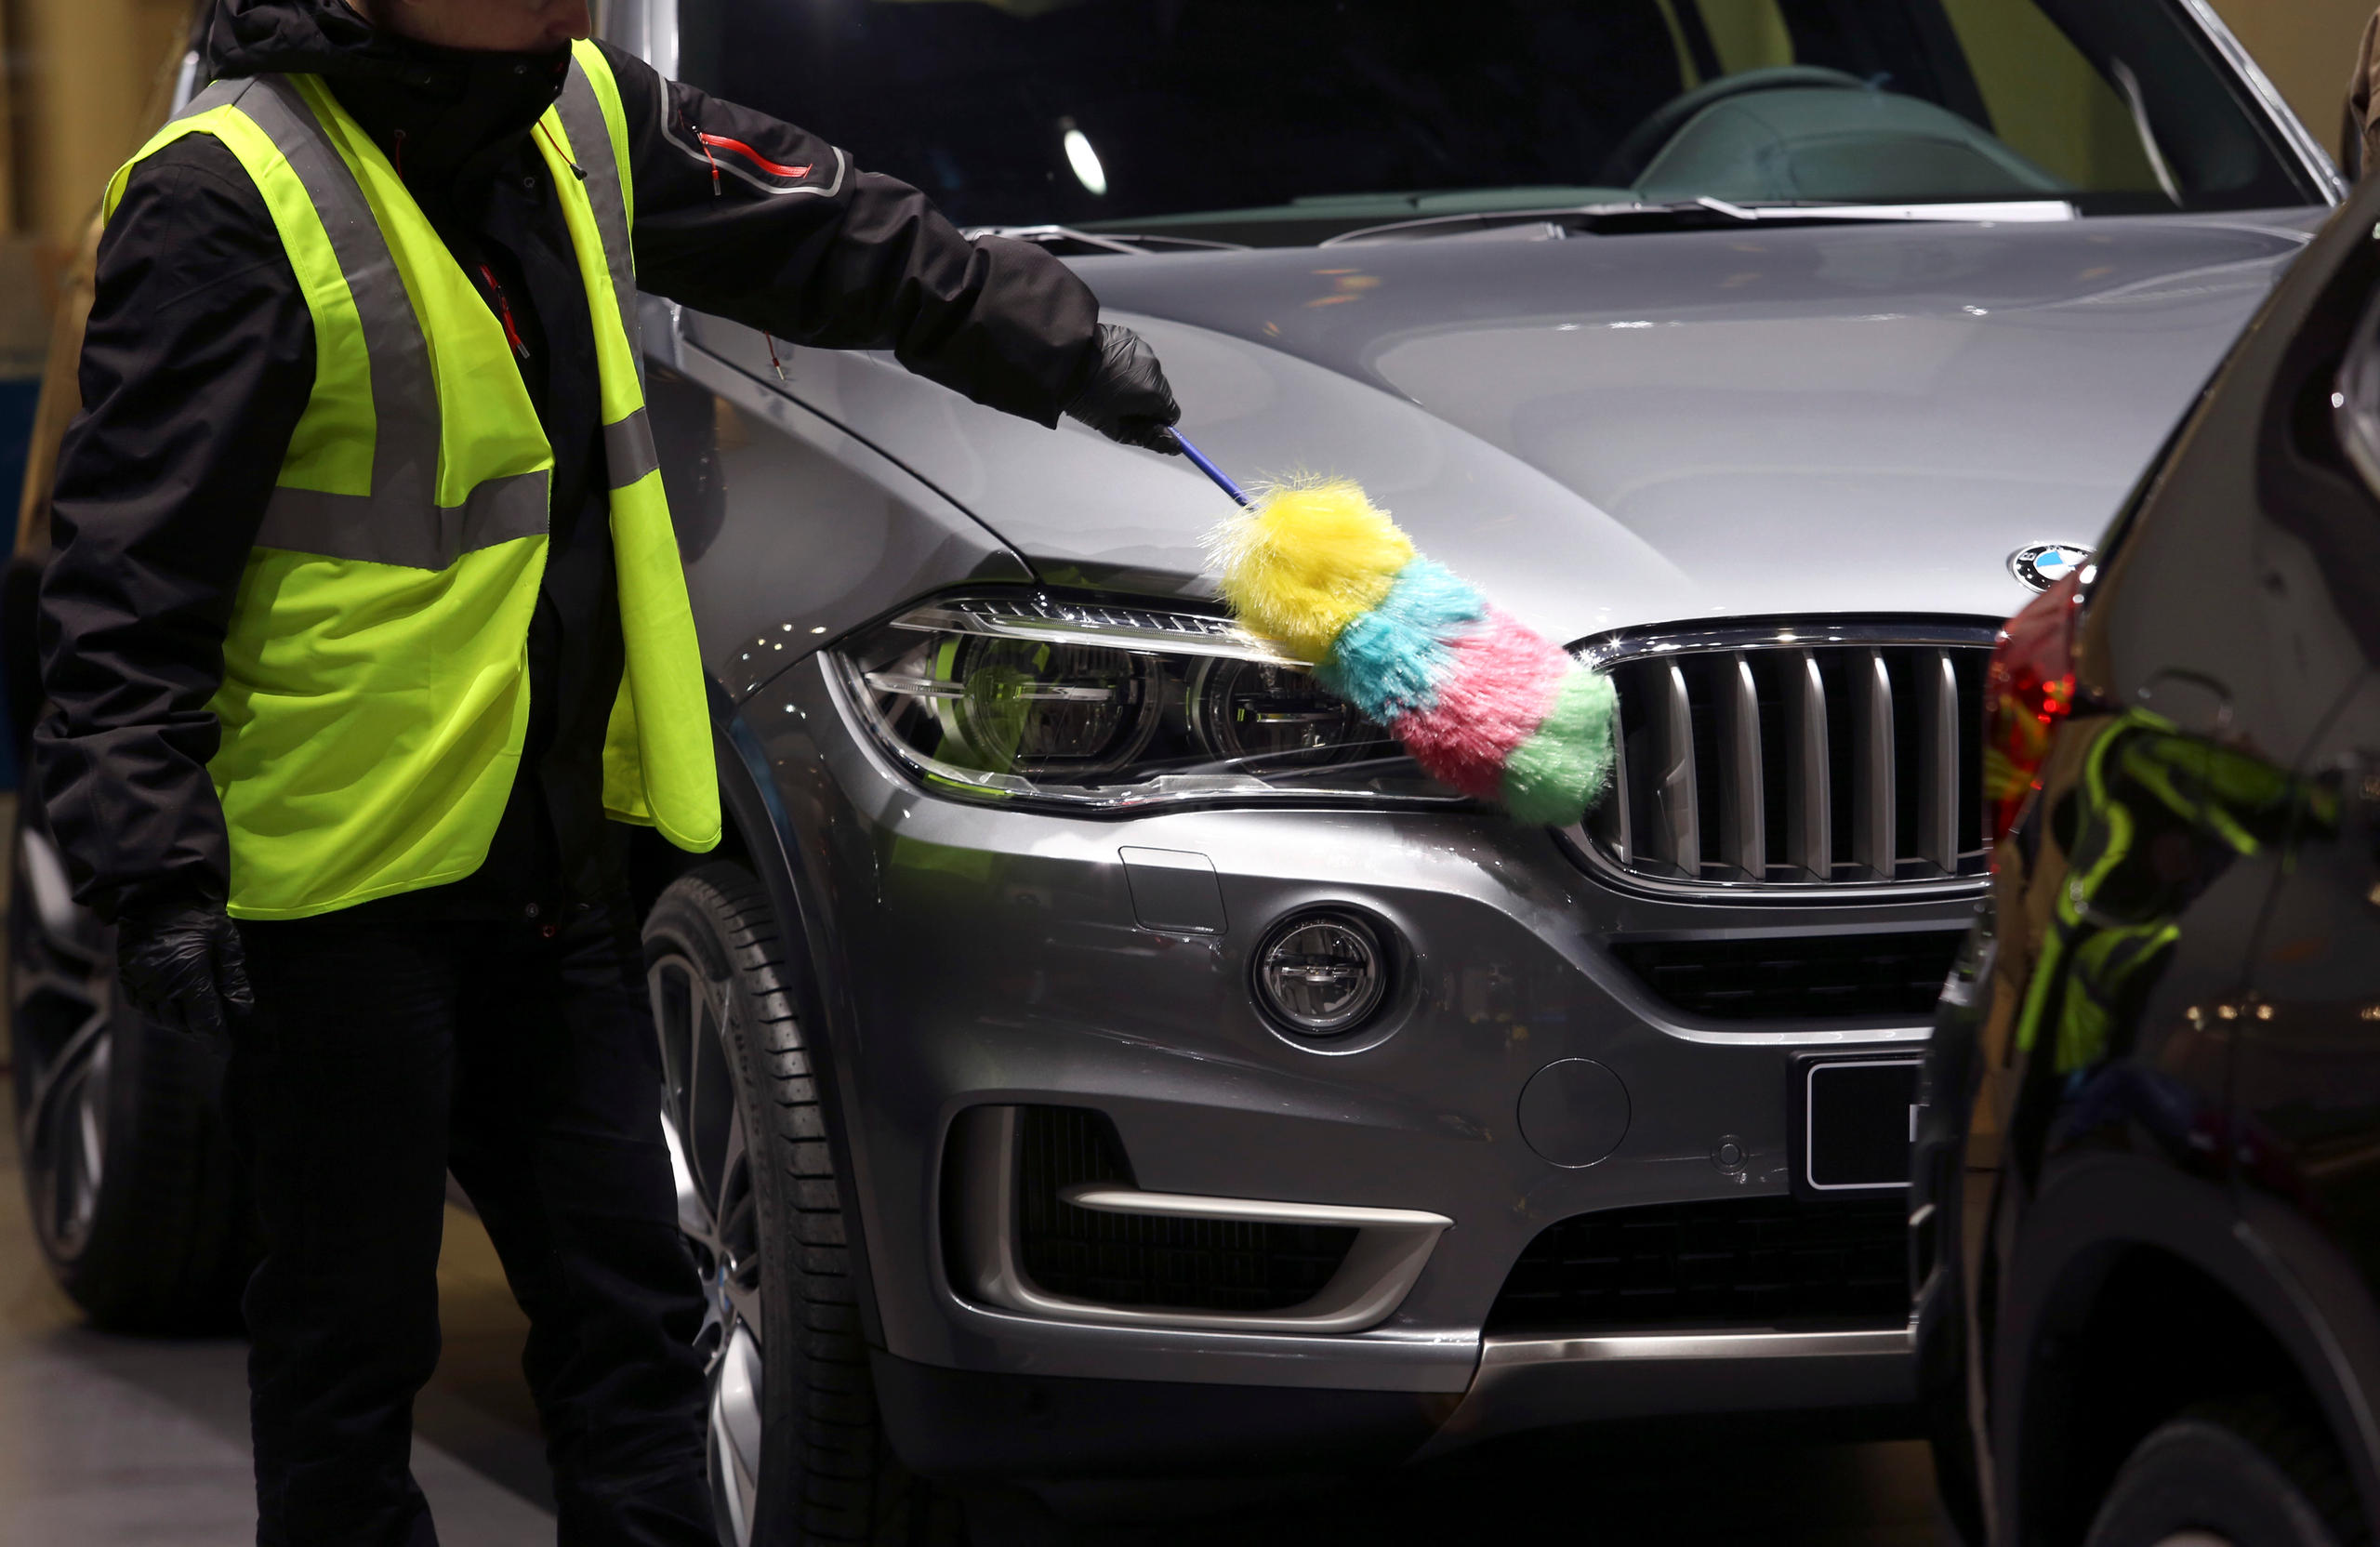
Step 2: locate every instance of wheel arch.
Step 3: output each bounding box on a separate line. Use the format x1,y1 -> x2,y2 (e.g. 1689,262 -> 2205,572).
1995,1154 -> 2380,1545
630,707 -> 889,1350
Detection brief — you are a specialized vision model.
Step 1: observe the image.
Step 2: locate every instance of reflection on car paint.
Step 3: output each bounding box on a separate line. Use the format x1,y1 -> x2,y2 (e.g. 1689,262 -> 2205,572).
2015,709 -> 2313,1077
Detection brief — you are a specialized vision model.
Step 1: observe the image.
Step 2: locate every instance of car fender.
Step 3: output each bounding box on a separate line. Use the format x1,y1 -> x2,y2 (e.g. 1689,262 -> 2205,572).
712,708 -> 889,1349
2229,1190 -> 2380,1533
1991,1150 -> 2380,1541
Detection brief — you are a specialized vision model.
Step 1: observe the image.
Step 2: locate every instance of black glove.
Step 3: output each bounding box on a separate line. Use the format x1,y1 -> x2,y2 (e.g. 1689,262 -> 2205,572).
116,899 -> 254,1044
1065,323 -> 1183,454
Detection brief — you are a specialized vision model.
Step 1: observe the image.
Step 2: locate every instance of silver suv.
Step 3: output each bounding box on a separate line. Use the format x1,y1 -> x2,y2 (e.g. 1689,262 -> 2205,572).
6,0 -> 2343,1539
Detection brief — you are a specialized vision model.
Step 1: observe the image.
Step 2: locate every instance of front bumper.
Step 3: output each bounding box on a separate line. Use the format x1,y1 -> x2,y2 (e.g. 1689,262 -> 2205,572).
739,657 -> 1962,1459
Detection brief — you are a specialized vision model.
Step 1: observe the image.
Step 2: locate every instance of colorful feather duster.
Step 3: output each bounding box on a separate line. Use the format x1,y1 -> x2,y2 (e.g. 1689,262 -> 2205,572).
1208,477 -> 1619,827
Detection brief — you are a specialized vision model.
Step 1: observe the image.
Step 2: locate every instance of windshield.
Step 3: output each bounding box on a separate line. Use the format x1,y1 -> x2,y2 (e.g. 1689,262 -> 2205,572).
674,0 -> 2324,245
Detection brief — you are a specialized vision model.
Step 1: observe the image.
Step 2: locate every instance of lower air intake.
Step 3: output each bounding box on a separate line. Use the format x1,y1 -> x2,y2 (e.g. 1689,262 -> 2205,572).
1013,1106 -> 1355,1314
1488,1196 -> 1911,1334
1610,930 -> 1965,1021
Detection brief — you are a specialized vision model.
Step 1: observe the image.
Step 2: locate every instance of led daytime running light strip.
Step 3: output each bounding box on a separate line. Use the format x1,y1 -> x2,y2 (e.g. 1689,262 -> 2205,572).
861,671 -> 1119,705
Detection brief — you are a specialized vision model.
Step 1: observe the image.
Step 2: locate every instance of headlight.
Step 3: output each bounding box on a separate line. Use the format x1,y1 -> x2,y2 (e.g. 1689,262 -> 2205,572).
830,594 -> 1459,811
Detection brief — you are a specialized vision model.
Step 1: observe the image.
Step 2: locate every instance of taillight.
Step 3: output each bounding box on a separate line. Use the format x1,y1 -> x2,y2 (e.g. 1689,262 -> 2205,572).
1982,570 -> 2082,852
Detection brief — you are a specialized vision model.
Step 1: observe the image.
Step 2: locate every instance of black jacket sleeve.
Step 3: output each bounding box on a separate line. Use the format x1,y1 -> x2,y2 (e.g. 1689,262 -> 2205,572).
33,138 -> 314,922
601,42 -> 1101,427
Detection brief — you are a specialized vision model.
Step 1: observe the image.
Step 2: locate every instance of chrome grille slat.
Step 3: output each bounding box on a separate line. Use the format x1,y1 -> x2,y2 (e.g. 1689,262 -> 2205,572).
1917,649 -> 1961,875
1567,622 -> 1994,896
1714,654 -> 1765,878
1850,648 -> 1895,880
1781,650 -> 1831,880
1645,661 -> 1699,876
1603,707 -> 1634,866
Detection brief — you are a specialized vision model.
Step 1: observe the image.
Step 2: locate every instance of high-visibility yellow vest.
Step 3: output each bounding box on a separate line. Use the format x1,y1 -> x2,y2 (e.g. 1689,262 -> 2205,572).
102,41 -> 720,920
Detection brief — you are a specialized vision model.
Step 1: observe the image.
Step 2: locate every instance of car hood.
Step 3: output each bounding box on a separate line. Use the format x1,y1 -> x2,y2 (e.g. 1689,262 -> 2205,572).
715,213 -> 2319,642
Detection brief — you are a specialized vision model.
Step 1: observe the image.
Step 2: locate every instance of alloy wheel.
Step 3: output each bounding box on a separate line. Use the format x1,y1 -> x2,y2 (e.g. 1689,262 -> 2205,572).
10,825 -> 114,1265
650,950 -> 764,1547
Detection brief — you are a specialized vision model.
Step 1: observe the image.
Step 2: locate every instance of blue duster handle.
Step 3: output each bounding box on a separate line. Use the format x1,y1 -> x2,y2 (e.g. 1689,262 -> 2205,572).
1167,430 -> 1251,509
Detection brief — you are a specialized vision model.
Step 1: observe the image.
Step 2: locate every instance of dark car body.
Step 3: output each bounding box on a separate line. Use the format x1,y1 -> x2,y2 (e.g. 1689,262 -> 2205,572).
1913,165 -> 2380,1546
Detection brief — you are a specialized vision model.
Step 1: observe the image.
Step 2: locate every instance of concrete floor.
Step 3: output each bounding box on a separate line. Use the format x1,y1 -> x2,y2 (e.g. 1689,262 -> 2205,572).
0,1074 -> 1954,1546
0,1133 -> 556,1544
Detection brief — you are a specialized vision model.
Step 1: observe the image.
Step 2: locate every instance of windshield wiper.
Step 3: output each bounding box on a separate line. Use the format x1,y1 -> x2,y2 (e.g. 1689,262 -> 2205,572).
963,224 -> 1251,255
1322,196 -> 2078,245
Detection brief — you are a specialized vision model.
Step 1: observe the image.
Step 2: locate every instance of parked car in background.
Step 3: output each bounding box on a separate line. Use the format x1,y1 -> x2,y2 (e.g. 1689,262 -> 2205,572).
1913,164 -> 2380,1547
6,0 -> 2347,1540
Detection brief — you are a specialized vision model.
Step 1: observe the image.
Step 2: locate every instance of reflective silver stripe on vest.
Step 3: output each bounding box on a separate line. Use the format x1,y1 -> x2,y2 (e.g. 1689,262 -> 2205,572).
192,76 -> 547,571
555,62 -> 642,368
604,410 -> 660,487
174,76 -> 252,125
261,471 -> 552,575
554,59 -> 656,491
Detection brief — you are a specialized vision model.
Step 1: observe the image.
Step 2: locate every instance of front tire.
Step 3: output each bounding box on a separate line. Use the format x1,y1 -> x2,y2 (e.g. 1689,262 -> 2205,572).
7,799 -> 253,1330
643,863 -> 959,1547
2084,1397 -> 2368,1547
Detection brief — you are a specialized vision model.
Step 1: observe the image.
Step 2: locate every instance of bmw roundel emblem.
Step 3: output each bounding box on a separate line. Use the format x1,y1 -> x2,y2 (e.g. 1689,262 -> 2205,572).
2008,542 -> 2091,591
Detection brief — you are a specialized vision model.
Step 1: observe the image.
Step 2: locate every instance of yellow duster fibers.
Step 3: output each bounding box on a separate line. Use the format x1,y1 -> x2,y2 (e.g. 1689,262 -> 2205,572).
1210,472 -> 1617,827
1210,480 -> 1414,662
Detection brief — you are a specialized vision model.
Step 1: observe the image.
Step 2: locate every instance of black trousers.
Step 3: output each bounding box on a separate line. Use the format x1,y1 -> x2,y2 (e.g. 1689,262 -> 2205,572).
223,903 -> 716,1547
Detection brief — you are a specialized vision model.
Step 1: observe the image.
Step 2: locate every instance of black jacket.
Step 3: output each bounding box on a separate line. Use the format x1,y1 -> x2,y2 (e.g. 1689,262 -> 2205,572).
36,0 -> 1099,924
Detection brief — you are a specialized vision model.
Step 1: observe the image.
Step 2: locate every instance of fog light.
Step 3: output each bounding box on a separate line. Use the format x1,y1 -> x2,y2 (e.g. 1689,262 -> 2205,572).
1254,912 -> 1388,1036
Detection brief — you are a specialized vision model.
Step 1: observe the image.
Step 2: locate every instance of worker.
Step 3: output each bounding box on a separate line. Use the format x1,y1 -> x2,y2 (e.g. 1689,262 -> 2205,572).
33,0 -> 1181,1540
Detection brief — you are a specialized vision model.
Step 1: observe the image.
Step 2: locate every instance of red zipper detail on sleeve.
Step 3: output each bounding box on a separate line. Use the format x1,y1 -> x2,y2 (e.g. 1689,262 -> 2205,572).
681,108 -> 722,197
696,131 -> 812,181
478,263 -> 532,362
